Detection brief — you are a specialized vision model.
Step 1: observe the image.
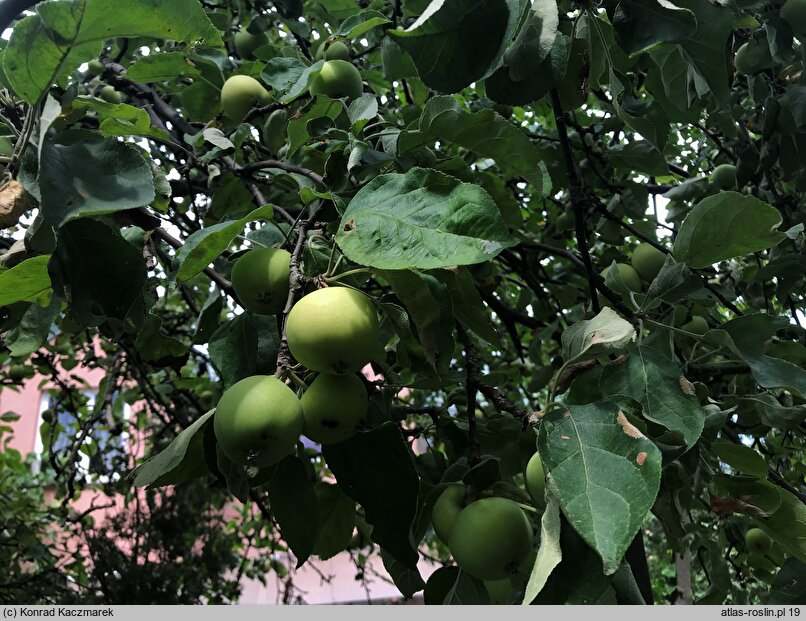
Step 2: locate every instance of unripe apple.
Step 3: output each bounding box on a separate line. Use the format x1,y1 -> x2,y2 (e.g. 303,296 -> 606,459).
630,242 -> 667,282
745,528 -> 773,555
99,85 -> 123,104
449,497 -> 533,581
431,483 -> 466,544
711,163 -> 738,189
234,26 -> 268,59
484,578 -> 512,605
262,108 -> 289,155
300,373 -> 367,444
214,375 -> 303,467
602,262 -> 642,293
524,452 -> 546,510
230,247 -> 291,315
734,40 -> 773,75
681,315 -> 709,335
220,75 -> 272,121
310,60 -> 363,100
782,0 -> 806,37
324,40 -> 350,61
286,287 -> 380,374
85,59 -> 105,76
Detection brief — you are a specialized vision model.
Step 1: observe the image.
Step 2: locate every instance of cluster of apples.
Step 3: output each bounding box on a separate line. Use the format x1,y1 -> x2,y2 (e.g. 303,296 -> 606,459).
219,34 -> 363,123
601,241 -> 667,296
213,247 -> 380,473
429,453 -> 546,598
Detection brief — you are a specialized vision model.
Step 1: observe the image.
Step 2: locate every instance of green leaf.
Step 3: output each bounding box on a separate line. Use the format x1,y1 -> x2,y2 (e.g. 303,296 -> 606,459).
769,558 -> 806,605
538,400 -> 662,574
287,96 -> 344,154
312,482 -> 355,560
125,52 -> 201,82
712,441 -> 767,478
561,306 -> 635,366
600,345 -> 705,448
216,445 -> 249,503
521,493 -> 562,605
133,313 -> 189,370
4,0 -> 223,105
388,0 -> 511,93
419,96 -> 551,193
717,314 -> 806,397
502,0 -> 558,80
444,570 -> 490,604
337,10 -> 391,38
208,312 -> 279,387
4,295 -> 60,358
379,269 -> 455,375
612,0 -> 696,56
673,193 -> 786,269
673,0 -> 733,108
337,167 -> 517,270
261,57 -> 324,104
39,133 -> 155,227
71,96 -> 171,142
753,488 -> 806,563
433,267 -> 499,346
53,219 -> 147,328
741,394 -> 806,431
322,422 -> 420,568
268,455 -> 319,567
173,205 -> 273,285
380,549 -> 425,598
0,255 -> 53,307
132,410 -> 215,488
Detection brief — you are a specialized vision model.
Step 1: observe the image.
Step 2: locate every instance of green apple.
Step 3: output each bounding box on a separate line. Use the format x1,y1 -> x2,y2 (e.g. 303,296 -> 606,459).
85,59 -> 105,76
602,262 -> 642,293
711,163 -> 738,189
681,315 -> 709,335
99,85 -> 123,104
782,0 -> 806,37
231,247 -> 291,315
262,108 -> 289,154
524,452 -> 546,510
431,483 -> 467,544
324,40 -> 350,61
286,287 -> 380,374
449,497 -> 533,581
734,40 -> 773,75
213,375 -> 303,467
630,242 -> 667,282
300,373 -> 367,444
234,26 -> 268,59
484,578 -> 512,605
310,60 -> 363,100
220,75 -> 271,121
745,528 -> 773,555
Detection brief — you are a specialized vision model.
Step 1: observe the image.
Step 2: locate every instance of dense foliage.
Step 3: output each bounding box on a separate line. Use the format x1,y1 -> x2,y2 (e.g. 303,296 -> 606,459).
0,0 -> 804,606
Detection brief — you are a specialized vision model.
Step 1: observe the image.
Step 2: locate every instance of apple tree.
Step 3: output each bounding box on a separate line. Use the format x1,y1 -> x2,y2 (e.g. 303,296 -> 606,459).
0,0 -> 804,606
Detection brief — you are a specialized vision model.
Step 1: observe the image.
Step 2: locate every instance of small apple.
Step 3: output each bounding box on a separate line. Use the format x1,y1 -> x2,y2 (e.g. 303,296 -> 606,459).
300,373 -> 367,444
630,243 -> 667,283
285,287 -> 380,374
745,528 -> 773,555
310,60 -> 363,100
213,375 -> 303,467
524,452 -> 546,510
711,163 -> 738,189
230,247 -> 291,315
323,40 -> 350,61
234,26 -> 268,59
681,315 -> 709,335
449,497 -> 533,581
431,483 -> 467,544
602,262 -> 642,294
85,59 -> 105,76
220,75 -> 272,121
99,85 -> 123,104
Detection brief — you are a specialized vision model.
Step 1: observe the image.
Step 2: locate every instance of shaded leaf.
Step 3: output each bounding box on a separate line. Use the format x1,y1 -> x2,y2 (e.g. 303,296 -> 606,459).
521,493 -> 562,605
561,306 -> 635,366
268,456 -> 319,567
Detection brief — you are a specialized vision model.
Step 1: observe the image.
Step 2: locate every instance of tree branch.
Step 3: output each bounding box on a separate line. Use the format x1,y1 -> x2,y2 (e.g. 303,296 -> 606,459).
456,324 -> 481,466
